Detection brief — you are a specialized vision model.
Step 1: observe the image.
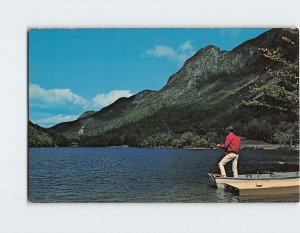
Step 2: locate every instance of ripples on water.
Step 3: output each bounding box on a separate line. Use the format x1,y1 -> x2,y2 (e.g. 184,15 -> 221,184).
28,148 -> 299,203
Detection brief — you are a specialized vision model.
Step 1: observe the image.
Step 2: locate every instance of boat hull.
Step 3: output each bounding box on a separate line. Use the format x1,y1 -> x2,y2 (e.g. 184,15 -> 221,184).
224,178 -> 300,196
208,172 -> 300,188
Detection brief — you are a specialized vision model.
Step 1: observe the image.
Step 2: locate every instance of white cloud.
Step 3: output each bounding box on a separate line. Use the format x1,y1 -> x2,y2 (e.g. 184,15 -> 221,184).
30,84 -> 135,126
29,84 -> 88,107
179,40 -> 193,52
92,90 -> 134,108
32,114 -> 80,128
145,40 -> 195,62
146,45 -> 177,58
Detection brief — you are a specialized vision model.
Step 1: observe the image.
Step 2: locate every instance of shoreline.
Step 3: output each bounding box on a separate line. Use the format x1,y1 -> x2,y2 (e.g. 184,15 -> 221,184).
29,144 -> 299,151
241,144 -> 299,151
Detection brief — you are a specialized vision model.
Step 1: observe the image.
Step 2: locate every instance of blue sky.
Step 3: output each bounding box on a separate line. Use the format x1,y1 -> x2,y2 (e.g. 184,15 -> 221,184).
29,28 -> 268,127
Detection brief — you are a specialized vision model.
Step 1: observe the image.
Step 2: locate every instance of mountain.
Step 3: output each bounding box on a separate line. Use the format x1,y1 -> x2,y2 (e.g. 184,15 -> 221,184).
78,111 -> 97,119
50,89 -> 157,139
32,28 -> 298,147
28,121 -> 68,147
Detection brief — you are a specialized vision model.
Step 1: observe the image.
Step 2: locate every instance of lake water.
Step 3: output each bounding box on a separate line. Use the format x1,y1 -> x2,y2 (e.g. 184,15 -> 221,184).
28,147 -> 299,203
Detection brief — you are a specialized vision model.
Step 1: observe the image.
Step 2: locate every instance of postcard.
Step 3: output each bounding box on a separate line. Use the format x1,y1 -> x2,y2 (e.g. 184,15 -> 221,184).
28,28 -> 299,203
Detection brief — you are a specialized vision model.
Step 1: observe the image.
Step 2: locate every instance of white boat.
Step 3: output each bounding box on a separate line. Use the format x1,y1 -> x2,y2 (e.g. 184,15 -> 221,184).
208,171 -> 300,188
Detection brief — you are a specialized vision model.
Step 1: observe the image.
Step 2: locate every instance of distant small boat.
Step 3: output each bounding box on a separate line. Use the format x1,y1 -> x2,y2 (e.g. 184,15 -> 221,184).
70,142 -> 78,147
208,172 -> 300,188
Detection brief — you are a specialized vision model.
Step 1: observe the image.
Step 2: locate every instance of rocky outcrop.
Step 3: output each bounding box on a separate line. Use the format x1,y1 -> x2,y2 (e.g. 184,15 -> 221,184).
78,111 -> 97,119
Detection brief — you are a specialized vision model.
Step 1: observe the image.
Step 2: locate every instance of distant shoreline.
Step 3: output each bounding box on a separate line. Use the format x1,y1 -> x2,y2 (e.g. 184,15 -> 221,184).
241,143 -> 299,151
29,144 -> 299,151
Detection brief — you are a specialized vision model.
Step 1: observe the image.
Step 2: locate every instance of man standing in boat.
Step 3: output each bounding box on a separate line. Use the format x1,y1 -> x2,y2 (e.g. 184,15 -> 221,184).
217,126 -> 241,178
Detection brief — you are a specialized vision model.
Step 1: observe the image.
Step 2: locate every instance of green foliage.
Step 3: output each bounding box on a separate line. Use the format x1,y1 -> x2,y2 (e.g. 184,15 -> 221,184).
243,29 -> 299,115
28,121 -> 68,147
273,122 -> 299,149
242,118 -> 273,142
140,132 -> 175,148
203,132 -> 219,148
139,131 -> 221,148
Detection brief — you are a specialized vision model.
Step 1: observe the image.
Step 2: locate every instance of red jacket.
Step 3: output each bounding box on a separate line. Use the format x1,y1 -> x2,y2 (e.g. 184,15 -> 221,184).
219,132 -> 240,154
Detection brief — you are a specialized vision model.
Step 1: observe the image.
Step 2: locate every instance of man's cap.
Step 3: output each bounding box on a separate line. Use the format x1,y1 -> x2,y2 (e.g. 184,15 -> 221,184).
226,126 -> 234,131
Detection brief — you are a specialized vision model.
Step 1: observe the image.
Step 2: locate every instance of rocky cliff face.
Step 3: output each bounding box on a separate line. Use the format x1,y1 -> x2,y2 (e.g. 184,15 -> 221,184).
31,28 -> 298,146
78,111 -> 97,119
158,28 -> 298,104
161,46 -> 237,101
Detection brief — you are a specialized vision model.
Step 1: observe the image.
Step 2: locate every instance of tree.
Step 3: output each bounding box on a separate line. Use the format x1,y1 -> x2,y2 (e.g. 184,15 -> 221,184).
180,132 -> 194,147
191,135 -> 208,148
171,138 -> 184,148
243,29 -> 299,116
273,122 -> 299,149
120,135 -> 125,146
245,118 -> 273,142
